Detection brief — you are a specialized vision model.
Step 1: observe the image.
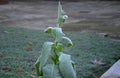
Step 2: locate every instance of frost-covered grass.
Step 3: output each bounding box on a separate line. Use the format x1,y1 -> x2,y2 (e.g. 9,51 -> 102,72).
0,26 -> 120,78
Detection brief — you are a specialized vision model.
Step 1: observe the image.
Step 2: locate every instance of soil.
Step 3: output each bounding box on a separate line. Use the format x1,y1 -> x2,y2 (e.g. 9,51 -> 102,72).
0,1 -> 120,31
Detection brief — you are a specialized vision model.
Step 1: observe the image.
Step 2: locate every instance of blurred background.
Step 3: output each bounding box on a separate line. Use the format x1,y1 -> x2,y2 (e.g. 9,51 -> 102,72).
0,0 -> 120,35
0,0 -> 120,78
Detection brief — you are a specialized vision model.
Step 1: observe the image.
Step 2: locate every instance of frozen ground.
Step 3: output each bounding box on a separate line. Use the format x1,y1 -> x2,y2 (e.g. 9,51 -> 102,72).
0,1 -> 120,30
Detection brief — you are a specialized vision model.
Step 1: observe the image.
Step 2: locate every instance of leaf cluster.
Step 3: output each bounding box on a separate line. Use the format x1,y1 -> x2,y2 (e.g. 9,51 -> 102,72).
35,2 -> 76,78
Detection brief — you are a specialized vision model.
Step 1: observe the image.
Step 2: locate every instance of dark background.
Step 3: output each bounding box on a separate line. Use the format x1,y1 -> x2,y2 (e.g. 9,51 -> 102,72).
12,0 -> 120,1
0,0 -> 119,4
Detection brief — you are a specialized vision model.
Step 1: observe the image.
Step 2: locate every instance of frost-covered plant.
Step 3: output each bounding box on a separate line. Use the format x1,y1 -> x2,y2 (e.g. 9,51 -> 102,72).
35,2 -> 76,78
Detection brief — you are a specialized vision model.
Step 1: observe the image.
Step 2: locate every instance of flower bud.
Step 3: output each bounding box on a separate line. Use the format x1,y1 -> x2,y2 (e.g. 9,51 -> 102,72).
62,15 -> 68,19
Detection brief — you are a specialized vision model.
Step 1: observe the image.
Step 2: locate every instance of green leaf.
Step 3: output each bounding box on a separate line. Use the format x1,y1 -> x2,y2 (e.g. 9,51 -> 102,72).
44,27 -> 65,42
62,37 -> 73,48
59,53 -> 76,78
51,43 -> 61,64
52,42 -> 63,52
43,64 -> 62,78
57,43 -> 63,52
57,2 -> 65,27
35,56 -> 42,76
40,42 -> 53,69
35,41 -> 54,77
58,2 -> 62,18
57,2 -> 62,27
44,27 -> 53,34
38,77 -> 43,78
35,42 -> 53,77
53,27 -> 65,42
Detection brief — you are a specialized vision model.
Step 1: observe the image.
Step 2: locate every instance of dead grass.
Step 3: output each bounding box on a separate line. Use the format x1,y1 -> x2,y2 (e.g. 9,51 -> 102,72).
62,22 -> 120,35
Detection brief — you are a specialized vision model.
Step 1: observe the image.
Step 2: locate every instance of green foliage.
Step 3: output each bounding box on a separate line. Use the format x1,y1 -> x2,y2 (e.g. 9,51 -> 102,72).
35,2 -> 76,78
43,64 -> 62,78
59,53 -> 76,78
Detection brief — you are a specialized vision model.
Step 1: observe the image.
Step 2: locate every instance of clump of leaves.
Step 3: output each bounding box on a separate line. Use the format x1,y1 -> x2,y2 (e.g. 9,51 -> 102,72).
35,2 -> 76,78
